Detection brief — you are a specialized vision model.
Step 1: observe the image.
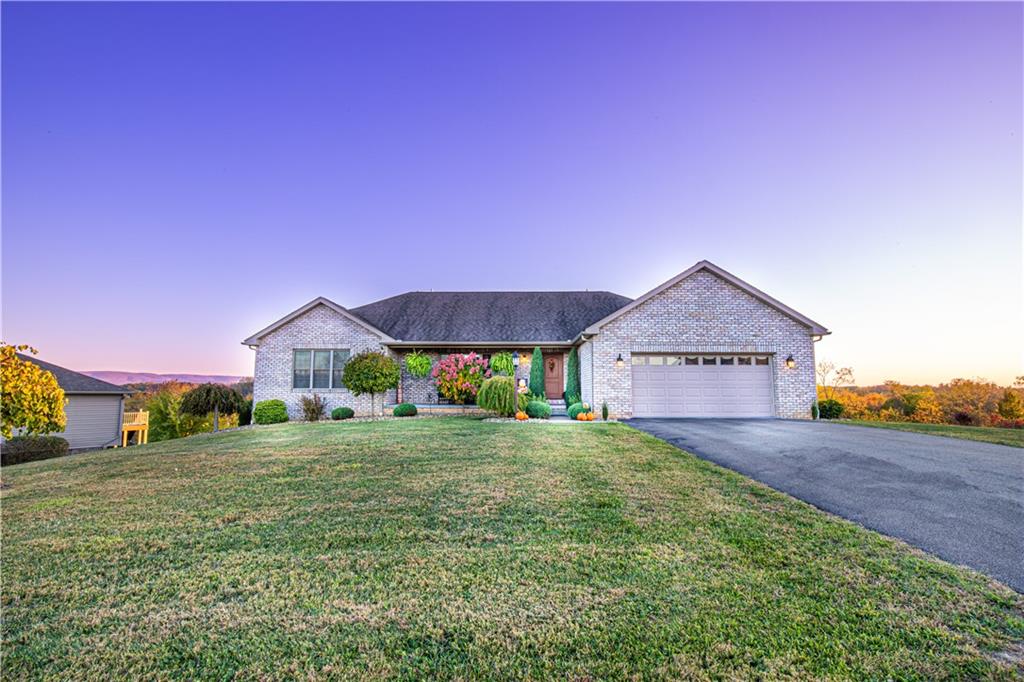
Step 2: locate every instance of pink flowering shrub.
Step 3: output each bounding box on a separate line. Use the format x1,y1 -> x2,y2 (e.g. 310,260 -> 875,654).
432,353 -> 491,403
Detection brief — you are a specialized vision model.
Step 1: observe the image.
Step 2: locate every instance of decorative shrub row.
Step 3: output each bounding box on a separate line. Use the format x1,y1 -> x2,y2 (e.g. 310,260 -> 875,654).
331,406 -> 355,420
393,403 -> 418,417
525,400 -> 551,419
253,399 -> 289,425
1,435 -> 70,466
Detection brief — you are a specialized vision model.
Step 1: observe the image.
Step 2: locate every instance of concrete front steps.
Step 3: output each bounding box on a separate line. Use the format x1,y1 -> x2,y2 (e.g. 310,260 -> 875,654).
548,399 -> 567,417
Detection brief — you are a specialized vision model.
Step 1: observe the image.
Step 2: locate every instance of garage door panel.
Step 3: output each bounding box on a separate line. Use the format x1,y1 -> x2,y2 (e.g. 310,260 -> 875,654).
632,354 -> 773,418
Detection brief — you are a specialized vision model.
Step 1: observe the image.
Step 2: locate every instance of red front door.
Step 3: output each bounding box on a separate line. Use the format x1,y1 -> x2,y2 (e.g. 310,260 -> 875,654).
543,354 -> 564,399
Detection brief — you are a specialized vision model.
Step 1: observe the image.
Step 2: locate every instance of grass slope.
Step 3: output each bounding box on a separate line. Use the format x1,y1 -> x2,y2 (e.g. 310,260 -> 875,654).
3,419 -> 1022,680
838,419 -> 1024,448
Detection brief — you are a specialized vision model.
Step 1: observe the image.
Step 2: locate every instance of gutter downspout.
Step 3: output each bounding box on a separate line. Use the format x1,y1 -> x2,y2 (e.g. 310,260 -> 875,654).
811,334 -> 823,419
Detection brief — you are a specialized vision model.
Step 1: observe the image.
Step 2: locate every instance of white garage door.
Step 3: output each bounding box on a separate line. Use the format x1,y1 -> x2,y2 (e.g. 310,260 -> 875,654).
632,354 -> 774,417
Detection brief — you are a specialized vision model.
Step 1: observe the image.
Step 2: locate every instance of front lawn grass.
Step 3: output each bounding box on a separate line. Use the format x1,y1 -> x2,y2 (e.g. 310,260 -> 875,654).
3,419 -> 1022,679
837,419 -> 1024,448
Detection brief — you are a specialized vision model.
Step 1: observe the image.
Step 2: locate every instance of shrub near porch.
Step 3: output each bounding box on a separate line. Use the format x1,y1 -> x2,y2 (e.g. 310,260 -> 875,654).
2,419 -> 1022,679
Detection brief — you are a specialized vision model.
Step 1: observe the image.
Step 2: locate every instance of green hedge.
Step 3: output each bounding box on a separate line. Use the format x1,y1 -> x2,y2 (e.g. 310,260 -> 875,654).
567,402 -> 590,420
393,403 -> 418,417
525,400 -> 551,419
331,406 -> 355,420
818,399 -> 844,420
253,399 -> 289,425
1,436 -> 70,466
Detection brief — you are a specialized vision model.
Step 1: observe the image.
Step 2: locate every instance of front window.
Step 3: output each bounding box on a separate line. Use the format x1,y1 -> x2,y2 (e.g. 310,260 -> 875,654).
294,349 -> 350,389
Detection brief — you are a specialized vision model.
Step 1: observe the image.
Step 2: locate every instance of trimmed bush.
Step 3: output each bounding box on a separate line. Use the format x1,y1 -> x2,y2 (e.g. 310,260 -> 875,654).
567,402 -> 589,420
525,400 -> 551,419
331,406 -> 355,420
489,352 -> 514,377
253,399 -> 289,425
300,394 -> 327,421
1,435 -> 70,466
811,402 -> 820,420
238,399 -> 253,426
405,351 -> 433,378
602,401 -> 609,421
478,376 -> 517,417
818,399 -> 843,420
529,347 -> 545,398
566,348 -> 580,406
343,352 -> 401,416
393,403 -> 418,417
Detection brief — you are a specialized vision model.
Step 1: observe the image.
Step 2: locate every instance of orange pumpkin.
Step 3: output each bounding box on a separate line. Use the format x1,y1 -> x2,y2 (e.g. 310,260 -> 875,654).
586,413 -> 594,421
576,413 -> 586,421
515,411 -> 528,421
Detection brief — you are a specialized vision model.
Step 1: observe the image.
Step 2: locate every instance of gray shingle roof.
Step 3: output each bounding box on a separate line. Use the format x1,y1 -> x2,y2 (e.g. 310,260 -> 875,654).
16,354 -> 132,394
350,291 -> 632,343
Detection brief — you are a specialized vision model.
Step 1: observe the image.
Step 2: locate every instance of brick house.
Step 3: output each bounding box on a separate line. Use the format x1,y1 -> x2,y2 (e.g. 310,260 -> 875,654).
243,261 -> 829,419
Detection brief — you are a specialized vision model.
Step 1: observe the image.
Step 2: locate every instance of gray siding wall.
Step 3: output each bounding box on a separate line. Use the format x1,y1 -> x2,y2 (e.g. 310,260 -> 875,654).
63,394 -> 123,449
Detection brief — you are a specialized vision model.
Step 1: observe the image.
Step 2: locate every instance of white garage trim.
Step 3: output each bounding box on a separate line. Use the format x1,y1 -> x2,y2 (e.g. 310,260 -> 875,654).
631,353 -> 775,418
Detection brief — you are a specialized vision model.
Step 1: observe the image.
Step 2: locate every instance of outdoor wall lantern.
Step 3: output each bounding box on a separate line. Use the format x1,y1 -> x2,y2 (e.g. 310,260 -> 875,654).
615,354 -> 625,368
512,352 -> 520,366
785,355 -> 796,369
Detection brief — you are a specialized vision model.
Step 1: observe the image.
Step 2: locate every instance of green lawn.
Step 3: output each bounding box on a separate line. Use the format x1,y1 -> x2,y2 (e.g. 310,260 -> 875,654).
3,419 -> 1022,680
837,419 -> 1024,448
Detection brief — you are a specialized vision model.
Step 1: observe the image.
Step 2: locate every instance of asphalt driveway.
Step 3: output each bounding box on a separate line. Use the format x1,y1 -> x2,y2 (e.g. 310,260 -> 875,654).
629,418 -> 1024,592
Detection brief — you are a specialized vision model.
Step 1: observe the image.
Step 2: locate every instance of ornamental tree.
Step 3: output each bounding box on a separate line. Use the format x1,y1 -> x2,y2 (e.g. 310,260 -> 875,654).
342,351 -> 400,416
0,343 -> 67,439
565,347 -> 581,404
529,347 -> 545,398
179,383 -> 244,432
432,353 -> 490,404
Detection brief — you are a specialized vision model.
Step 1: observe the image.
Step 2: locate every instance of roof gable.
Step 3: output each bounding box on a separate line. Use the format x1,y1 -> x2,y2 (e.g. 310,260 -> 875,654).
584,261 -> 830,336
16,354 -> 132,394
242,297 -> 395,346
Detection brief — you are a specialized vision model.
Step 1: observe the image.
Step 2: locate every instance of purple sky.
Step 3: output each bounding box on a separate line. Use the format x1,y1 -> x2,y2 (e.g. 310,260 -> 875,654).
3,2 -> 1021,385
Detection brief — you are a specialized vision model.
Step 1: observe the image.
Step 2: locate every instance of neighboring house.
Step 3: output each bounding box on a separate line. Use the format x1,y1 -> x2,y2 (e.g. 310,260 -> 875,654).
244,261 -> 829,419
15,354 -> 131,450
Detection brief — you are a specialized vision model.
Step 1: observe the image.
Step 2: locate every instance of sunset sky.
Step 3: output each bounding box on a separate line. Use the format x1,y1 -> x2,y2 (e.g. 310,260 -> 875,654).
2,2 -> 1021,386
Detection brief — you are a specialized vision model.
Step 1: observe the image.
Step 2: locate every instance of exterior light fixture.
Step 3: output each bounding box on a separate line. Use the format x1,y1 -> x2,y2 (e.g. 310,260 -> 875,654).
615,354 -> 625,368
785,355 -> 796,369
512,352 -> 520,366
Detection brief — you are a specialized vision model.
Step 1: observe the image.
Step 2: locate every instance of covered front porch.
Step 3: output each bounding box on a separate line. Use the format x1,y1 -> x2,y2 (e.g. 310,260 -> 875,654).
387,345 -> 572,406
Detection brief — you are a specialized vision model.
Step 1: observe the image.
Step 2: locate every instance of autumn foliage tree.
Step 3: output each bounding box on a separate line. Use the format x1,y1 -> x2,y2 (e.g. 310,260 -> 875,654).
0,343 -> 67,439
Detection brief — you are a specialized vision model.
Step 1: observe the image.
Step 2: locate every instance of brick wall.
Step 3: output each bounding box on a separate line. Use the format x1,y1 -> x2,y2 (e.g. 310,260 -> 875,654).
586,270 -> 817,419
252,304 -> 395,419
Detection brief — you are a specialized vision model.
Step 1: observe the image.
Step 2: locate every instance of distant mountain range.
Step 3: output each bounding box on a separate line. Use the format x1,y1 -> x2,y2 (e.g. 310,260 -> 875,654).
82,371 -> 248,386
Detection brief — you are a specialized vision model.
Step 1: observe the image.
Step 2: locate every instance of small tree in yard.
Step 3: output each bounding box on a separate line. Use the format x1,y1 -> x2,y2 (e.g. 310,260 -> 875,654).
342,352 -> 400,416
180,383 -> 244,432
529,347 -> 545,398
0,343 -> 66,439
565,348 -> 581,404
